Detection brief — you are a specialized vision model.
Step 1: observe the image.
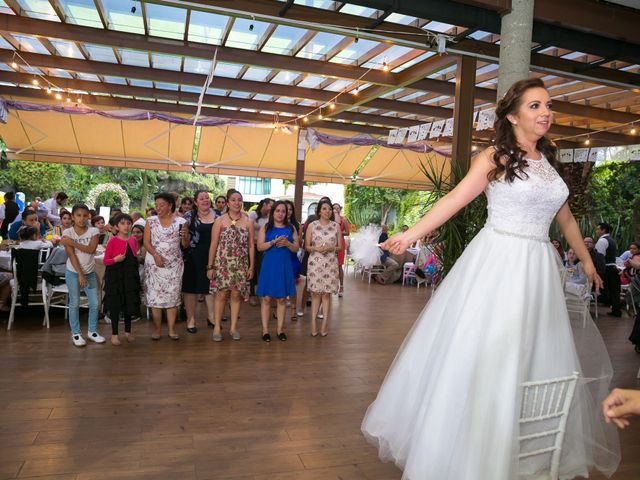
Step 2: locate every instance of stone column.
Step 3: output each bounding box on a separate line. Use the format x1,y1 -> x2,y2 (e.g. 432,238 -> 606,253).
496,0 -> 535,100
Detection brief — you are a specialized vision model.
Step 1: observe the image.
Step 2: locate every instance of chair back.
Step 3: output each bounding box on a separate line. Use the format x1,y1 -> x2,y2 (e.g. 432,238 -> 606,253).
518,372 -> 580,480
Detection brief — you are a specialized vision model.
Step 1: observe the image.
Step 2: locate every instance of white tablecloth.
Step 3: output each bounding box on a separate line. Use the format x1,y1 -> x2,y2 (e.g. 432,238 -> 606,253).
0,251 -> 11,271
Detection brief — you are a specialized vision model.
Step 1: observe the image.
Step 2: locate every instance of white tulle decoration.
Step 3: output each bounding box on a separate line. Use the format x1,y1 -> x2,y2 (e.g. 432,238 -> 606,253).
350,225 -> 383,267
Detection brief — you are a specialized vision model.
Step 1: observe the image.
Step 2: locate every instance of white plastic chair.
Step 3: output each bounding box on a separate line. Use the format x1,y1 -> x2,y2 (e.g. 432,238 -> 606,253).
363,264 -> 386,283
518,372 -> 580,480
402,262 -> 416,286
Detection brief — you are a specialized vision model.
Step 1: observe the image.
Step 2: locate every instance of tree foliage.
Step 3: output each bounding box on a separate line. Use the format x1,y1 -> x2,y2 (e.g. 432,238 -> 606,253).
588,161 -> 640,244
344,183 -> 408,227
0,161 -> 225,210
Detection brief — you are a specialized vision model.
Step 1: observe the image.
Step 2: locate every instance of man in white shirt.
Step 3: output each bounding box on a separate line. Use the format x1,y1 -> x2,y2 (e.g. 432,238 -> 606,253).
44,192 -> 68,226
595,222 -> 621,317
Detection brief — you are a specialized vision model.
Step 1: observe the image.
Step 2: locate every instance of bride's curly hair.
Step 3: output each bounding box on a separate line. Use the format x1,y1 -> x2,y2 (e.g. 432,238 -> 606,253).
490,78 -> 560,182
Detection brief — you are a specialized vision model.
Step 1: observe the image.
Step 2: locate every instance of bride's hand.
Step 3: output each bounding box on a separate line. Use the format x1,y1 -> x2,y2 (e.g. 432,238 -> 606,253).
382,233 -> 411,255
583,263 -> 602,294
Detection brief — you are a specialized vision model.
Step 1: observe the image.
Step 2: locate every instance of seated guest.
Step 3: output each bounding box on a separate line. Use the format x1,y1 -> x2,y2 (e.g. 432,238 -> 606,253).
378,225 -> 389,263
91,215 -> 111,247
179,196 -> 193,216
131,211 -> 145,227
584,236 -> 605,280
374,250 -> 416,285
551,238 -> 565,264
53,210 -> 73,237
17,226 -> 53,250
44,191 -> 68,226
621,242 -> 640,286
0,191 -> 20,239
564,248 -> 587,285
8,209 -> 46,241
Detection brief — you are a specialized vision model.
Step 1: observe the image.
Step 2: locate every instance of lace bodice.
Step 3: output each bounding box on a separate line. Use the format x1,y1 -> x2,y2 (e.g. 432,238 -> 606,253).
484,155 -> 568,240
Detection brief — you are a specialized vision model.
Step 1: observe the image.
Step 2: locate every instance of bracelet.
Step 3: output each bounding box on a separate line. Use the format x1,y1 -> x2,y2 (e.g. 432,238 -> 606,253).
206,265 -> 214,271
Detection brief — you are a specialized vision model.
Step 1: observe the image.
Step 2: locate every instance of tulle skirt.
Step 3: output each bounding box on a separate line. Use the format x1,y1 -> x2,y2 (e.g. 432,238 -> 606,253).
361,226 -> 620,480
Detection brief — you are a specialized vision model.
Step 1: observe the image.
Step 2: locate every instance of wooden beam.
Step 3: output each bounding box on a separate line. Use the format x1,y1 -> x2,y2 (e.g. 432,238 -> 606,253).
146,0 -> 640,87
3,48 -> 637,127
0,14 -> 395,87
0,86 -> 394,136
451,55 -> 476,175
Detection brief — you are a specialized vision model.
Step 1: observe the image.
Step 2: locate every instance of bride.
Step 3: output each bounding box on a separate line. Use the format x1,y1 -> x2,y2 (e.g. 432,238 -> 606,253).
361,78 -> 620,479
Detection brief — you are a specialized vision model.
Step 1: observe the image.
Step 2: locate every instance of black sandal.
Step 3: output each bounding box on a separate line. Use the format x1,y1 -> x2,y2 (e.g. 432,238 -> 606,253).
262,333 -> 271,342
277,332 -> 287,341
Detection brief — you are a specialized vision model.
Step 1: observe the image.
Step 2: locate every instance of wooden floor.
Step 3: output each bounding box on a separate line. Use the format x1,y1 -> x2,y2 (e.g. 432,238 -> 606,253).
1,276 -> 639,480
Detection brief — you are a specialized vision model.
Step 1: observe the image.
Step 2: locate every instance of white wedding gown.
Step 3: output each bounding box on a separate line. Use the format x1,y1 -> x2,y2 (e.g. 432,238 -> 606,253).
361,156 -> 620,479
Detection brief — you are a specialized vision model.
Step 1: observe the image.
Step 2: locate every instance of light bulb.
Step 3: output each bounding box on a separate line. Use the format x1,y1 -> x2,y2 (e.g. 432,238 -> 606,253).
383,62 -> 389,72
302,116 -> 308,123
66,97 -> 71,103
55,93 -> 62,100
294,125 -> 299,131
631,127 -> 637,135
318,113 -> 323,120
11,61 -> 17,69
77,98 -> 82,104
329,102 -> 335,110
353,88 -> 358,96
46,88 -> 52,94
584,138 -> 590,146
32,78 -> 39,86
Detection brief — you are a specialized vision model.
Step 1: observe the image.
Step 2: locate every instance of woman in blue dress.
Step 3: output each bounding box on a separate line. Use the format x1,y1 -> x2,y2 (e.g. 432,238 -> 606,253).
256,200 -> 299,342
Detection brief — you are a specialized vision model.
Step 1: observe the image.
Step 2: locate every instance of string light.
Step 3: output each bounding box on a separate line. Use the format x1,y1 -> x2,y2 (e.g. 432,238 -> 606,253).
77,97 -> 83,104
11,61 -> 17,69
317,110 -> 323,120
584,137 -> 590,146
294,125 -> 299,131
66,97 -> 71,103
55,93 -> 62,100
46,88 -> 52,95
32,78 -> 39,86
631,126 -> 637,135
302,116 -> 308,123
329,102 -> 335,110
383,61 -> 389,72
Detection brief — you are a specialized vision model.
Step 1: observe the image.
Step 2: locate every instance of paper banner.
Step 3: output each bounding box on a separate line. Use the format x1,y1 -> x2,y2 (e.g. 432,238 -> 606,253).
588,147 -> 606,163
476,108 -> 495,131
442,118 -> 454,137
396,128 -> 408,144
559,149 -> 574,163
630,144 -> 640,161
429,120 -> 445,139
387,129 -> 398,145
407,125 -> 420,143
573,148 -> 589,163
417,123 -> 431,141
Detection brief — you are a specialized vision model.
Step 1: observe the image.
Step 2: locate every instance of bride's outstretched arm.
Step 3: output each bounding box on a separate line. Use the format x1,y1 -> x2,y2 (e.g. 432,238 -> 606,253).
555,202 -> 603,292
383,148 -> 495,255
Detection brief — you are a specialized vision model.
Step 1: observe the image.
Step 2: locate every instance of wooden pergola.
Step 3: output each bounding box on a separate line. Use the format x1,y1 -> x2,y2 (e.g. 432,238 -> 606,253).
0,0 -> 638,193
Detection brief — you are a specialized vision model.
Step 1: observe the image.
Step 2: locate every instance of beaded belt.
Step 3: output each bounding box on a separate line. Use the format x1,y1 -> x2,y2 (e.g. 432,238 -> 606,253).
487,226 -> 550,243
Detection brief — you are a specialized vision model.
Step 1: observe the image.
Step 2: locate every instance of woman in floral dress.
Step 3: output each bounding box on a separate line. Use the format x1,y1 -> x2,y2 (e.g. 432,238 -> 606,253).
207,189 -> 254,342
306,198 -> 342,337
143,192 -> 187,340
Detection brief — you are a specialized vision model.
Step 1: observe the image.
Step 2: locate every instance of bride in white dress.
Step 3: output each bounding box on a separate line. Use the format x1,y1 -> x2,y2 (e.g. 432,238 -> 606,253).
361,79 -> 620,479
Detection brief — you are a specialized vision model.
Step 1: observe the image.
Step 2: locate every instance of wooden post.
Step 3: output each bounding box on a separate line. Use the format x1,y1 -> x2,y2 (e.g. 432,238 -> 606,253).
451,55 -> 477,177
294,129 -> 306,223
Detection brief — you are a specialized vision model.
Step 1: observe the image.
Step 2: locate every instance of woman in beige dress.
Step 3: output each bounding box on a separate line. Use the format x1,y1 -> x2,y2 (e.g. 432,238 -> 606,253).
305,199 -> 342,337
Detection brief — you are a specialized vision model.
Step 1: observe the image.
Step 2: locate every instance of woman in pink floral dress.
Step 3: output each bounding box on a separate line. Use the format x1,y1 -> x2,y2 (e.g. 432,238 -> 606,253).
306,198 -> 342,337
143,192 -> 187,340
207,189 -> 254,342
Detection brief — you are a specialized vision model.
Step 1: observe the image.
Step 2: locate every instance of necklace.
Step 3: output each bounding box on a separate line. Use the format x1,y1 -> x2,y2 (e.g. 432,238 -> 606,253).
228,213 -> 242,226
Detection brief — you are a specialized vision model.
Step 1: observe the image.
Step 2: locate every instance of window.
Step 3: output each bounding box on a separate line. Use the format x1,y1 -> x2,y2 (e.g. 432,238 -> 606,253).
238,177 -> 271,195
